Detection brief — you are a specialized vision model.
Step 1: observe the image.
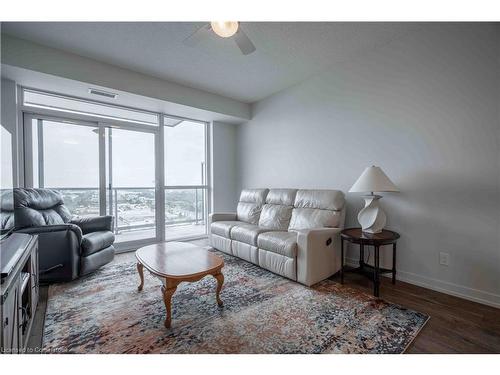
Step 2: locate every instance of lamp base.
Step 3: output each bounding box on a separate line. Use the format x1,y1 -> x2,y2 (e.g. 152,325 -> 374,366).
357,194 -> 387,234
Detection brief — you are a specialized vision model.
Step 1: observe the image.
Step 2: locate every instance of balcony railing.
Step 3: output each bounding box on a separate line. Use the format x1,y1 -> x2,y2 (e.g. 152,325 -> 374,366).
53,187 -> 206,238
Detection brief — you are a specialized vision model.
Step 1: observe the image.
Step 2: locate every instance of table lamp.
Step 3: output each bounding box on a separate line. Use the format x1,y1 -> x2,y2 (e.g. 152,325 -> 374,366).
349,166 -> 399,233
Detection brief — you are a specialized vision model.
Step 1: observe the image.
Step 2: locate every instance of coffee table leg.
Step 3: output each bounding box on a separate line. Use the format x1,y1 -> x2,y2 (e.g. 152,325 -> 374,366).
137,262 -> 144,292
213,272 -> 224,307
162,280 -> 178,328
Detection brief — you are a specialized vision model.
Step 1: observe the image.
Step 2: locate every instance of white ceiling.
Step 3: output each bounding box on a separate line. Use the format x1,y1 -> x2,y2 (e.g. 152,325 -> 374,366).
1,22 -> 420,103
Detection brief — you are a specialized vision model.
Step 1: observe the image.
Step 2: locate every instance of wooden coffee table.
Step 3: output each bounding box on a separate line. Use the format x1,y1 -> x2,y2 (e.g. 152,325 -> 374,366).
135,242 -> 224,328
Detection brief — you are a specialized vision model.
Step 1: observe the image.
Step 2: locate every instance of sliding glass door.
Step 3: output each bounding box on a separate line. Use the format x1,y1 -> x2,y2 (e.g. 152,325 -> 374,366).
24,114 -> 159,248
105,127 -> 157,243
164,118 -> 208,240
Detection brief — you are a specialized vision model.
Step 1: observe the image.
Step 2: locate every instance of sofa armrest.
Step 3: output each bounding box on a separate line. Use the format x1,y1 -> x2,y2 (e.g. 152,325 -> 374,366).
295,227 -> 343,287
70,215 -> 114,234
209,212 -> 237,224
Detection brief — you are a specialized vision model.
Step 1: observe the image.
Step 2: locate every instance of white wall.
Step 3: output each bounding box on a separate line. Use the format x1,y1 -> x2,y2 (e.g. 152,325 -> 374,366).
211,121 -> 239,212
237,23 -> 500,307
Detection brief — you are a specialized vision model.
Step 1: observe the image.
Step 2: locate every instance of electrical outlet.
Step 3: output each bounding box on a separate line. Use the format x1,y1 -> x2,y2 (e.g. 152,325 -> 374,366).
439,252 -> 450,266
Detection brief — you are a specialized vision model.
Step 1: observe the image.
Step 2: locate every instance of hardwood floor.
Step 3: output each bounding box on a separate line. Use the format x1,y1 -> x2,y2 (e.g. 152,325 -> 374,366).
26,285 -> 48,353
333,272 -> 500,353
28,238 -> 500,354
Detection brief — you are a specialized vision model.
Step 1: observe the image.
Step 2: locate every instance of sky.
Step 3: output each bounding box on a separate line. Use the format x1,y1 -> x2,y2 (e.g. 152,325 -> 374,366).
38,120 -> 205,189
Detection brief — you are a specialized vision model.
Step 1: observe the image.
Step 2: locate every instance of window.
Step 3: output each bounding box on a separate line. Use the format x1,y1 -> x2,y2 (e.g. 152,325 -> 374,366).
23,91 -> 210,249
164,118 -> 208,239
28,118 -> 100,217
164,119 -> 206,185
106,128 -> 157,242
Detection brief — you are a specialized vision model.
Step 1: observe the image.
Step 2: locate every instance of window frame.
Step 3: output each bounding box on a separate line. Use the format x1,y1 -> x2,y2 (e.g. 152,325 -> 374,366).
23,88 -> 160,127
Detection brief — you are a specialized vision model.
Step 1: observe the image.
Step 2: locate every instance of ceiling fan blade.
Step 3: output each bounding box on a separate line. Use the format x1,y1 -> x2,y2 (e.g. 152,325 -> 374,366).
183,23 -> 211,47
233,29 -> 256,55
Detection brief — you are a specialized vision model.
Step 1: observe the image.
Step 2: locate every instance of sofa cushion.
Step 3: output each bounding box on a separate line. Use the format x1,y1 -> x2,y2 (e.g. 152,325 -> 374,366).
210,233 -> 232,255
258,204 -> 293,230
230,223 -> 272,246
294,189 -> 345,211
239,188 -> 269,205
81,231 -> 115,256
211,220 -> 243,238
257,188 -> 297,230
231,241 -> 259,265
265,189 -> 297,206
236,188 -> 269,224
236,202 -> 262,225
289,208 -> 342,230
259,249 -> 296,280
257,231 -> 297,258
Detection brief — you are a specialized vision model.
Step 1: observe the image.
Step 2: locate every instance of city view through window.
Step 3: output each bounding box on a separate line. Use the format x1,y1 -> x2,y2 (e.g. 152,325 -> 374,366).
58,187 -> 205,241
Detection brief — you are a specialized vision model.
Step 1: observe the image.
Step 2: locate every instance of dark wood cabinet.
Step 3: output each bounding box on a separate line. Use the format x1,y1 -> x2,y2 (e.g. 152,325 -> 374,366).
1,233 -> 39,354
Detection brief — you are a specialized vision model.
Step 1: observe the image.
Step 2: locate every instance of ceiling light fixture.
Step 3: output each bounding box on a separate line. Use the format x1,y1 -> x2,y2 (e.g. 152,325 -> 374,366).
184,22 -> 256,55
210,21 -> 239,38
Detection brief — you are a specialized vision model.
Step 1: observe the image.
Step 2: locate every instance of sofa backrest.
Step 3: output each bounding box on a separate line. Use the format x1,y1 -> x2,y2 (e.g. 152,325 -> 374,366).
289,189 -> 345,230
0,190 -> 14,231
14,188 -> 73,229
236,188 -> 269,225
258,189 -> 297,230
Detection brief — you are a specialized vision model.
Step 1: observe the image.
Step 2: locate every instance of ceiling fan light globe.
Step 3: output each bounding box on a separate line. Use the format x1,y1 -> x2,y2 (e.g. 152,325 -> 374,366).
210,21 -> 239,38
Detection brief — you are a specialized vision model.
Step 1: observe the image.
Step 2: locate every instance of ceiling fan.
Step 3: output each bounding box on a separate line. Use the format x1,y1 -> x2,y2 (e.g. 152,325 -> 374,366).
183,22 -> 256,55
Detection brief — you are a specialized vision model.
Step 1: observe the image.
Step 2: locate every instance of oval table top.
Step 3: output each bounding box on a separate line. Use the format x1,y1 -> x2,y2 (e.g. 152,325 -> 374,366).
340,228 -> 400,245
135,242 -> 224,280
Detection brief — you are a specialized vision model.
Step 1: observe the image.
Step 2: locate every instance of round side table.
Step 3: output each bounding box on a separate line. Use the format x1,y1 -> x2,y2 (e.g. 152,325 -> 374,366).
340,228 -> 400,297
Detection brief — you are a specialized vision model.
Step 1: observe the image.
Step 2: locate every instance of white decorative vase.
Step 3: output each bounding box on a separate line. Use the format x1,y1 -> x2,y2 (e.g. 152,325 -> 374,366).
357,195 -> 386,234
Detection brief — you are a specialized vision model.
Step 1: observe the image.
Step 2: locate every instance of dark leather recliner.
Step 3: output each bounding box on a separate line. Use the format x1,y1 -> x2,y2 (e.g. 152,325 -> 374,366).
13,188 -> 115,283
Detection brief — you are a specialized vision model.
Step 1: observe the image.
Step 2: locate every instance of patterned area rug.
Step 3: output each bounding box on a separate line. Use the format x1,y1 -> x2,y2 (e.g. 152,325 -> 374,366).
42,249 -> 428,354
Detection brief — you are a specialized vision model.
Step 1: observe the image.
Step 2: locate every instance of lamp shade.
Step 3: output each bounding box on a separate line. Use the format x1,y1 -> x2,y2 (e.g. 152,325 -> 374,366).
349,166 -> 399,193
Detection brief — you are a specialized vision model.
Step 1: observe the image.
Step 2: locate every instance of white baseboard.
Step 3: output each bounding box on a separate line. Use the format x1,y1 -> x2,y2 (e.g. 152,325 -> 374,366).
344,257 -> 500,309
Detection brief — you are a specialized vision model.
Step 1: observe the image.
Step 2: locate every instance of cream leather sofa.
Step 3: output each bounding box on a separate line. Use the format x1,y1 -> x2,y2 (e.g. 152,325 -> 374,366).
209,188 -> 346,286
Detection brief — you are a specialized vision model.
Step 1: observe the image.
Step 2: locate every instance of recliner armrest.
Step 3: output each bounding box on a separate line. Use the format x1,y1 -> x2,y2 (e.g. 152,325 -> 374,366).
17,223 -> 83,243
81,231 -> 115,256
295,227 -> 342,240
294,227 -> 343,287
209,212 -> 237,224
70,215 -> 114,234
